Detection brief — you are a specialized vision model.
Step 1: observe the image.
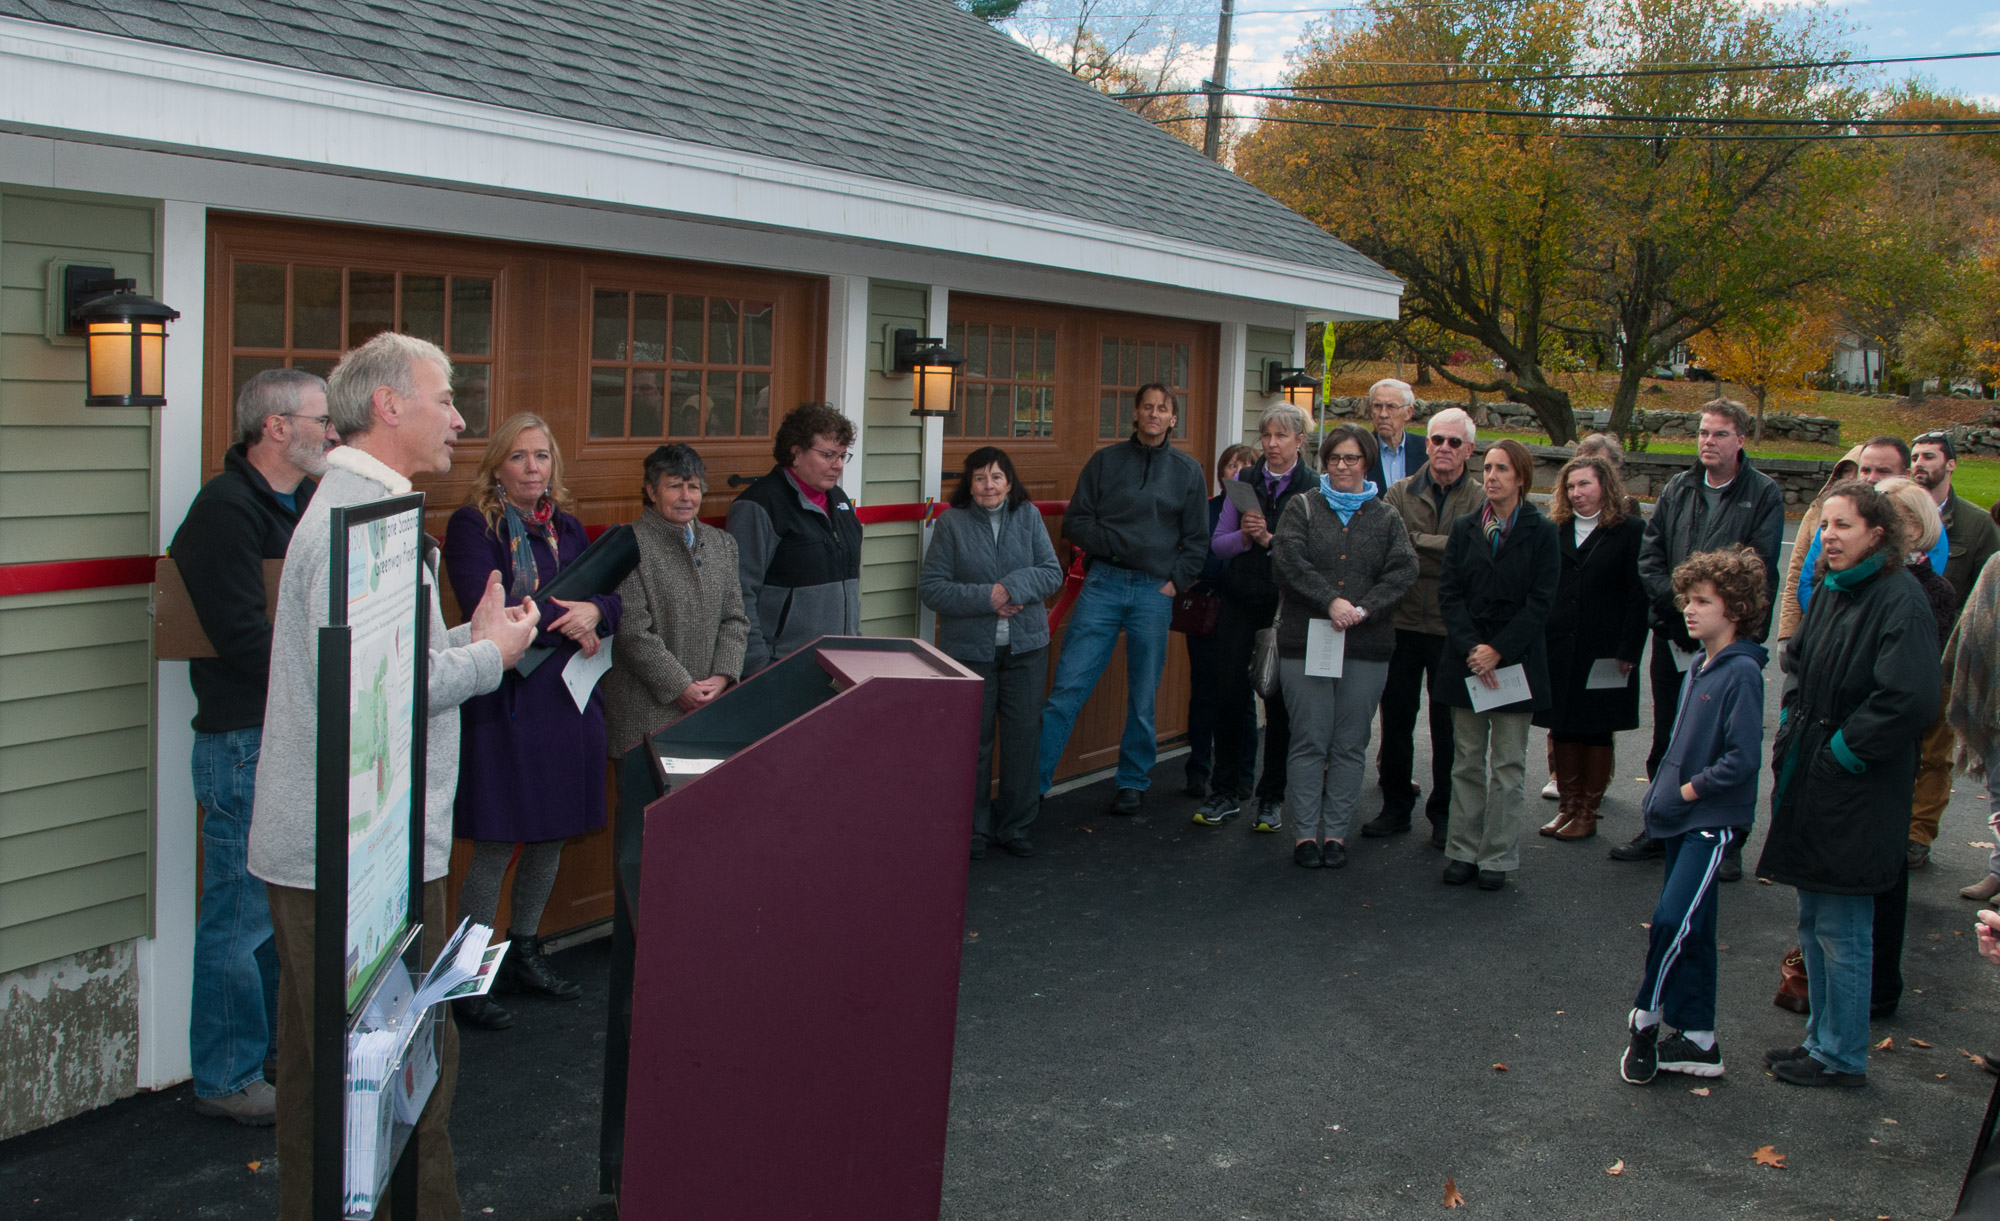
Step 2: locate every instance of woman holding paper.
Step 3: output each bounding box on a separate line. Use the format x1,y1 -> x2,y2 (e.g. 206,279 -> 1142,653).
1533,455 -> 1648,841
444,413 -> 622,1030
1269,424 -> 1417,869
1436,439 -> 1560,891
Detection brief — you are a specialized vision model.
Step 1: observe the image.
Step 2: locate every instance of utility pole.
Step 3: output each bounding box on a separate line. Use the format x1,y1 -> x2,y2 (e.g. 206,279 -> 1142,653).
1201,0 -> 1233,161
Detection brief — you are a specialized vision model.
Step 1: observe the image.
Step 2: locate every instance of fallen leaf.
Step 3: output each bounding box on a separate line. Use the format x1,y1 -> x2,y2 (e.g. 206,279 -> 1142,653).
1874,1036 -> 1894,1051
1964,1049 -> 1990,1069
1751,1145 -> 1787,1169
1640,922 -> 1652,929
1442,1178 -> 1466,1208
1957,930 -> 1967,936
246,1161 -> 261,1173
1493,1063 -> 1509,1072
1910,1038 -> 1934,1049
1758,877 -> 1774,885
1078,827 -> 1093,833
1940,1074 -> 1951,1079
1555,1010 -> 1565,1015
1606,1159 -> 1625,1175
1882,1118 -> 1899,1125
966,931 -> 979,938
1689,1087 -> 1711,1096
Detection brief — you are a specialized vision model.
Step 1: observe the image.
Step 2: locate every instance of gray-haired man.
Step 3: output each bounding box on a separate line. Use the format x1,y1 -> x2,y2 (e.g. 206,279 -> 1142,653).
170,369 -> 335,1125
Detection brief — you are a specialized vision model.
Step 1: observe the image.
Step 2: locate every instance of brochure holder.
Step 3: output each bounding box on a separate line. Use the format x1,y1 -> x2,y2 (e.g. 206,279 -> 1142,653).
598,637 -> 984,1219
313,494 -> 431,1221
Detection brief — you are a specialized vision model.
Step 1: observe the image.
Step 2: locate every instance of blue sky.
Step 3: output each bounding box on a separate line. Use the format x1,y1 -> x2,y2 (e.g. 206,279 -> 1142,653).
1216,1 -> 1999,104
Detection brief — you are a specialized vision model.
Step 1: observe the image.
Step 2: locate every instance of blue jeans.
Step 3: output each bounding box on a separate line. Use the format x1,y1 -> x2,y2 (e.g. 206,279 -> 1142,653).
1037,565 -> 1174,792
190,728 -> 279,1098
1797,889 -> 1874,1076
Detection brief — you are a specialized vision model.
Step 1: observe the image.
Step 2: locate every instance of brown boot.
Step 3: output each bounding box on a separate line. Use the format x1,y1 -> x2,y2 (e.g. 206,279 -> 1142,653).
1540,739 -> 1584,836
1557,743 -> 1616,841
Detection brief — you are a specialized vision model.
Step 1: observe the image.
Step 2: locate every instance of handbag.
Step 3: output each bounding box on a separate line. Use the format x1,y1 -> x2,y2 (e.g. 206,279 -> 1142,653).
1171,588 -> 1220,636
1251,602 -> 1283,700
1773,945 -> 1809,1014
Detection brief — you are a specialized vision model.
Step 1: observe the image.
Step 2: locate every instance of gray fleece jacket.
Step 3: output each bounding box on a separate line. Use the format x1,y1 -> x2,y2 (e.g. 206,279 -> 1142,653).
248,446 -> 504,890
919,500 -> 1065,661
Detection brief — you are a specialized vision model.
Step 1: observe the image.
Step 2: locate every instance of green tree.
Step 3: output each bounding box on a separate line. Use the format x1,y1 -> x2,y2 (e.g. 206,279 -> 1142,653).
956,0 -> 1026,20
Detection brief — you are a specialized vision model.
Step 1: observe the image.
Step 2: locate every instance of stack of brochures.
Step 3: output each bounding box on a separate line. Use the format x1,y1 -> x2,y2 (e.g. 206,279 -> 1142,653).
343,921 -> 509,1215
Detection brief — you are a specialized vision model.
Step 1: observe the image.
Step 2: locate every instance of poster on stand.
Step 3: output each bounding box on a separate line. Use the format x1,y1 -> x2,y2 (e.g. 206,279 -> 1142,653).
340,503 -> 422,1011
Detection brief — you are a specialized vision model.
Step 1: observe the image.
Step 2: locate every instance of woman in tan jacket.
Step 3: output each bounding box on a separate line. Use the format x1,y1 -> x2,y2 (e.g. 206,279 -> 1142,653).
1776,445 -> 1863,643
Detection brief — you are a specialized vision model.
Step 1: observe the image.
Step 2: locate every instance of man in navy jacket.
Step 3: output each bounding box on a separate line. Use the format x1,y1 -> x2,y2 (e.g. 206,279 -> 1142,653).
1364,378 -> 1428,492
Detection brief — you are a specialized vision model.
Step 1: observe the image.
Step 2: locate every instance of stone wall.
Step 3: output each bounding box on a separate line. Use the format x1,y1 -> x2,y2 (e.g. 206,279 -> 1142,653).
1321,396 -> 1842,447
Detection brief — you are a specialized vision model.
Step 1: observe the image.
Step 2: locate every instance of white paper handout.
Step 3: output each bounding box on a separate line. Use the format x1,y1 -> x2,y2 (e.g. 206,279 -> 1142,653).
1670,643 -> 1700,673
1465,664 -> 1531,712
1222,477 -> 1263,519
1304,617 -> 1346,678
1585,657 -> 1632,690
561,637 -> 615,713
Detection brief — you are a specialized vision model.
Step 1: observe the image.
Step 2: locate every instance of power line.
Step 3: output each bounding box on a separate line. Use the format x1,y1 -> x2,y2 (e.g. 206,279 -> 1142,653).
1128,87 -> 2000,126
1114,50 -> 2000,102
1163,112 -> 2000,140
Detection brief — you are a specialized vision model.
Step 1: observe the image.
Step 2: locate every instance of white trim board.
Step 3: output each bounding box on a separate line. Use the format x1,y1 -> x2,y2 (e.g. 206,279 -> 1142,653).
0,17 -> 1400,322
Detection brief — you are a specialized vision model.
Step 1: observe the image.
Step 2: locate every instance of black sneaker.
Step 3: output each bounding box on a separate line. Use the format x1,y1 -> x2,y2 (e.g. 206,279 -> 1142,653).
1293,840 -> 1323,868
1718,842 -> 1743,883
1763,1044 -> 1811,1068
1771,1056 -> 1866,1088
1192,792 -> 1241,826
1184,776 -> 1211,799
1656,1033 -> 1725,1077
1609,832 -> 1663,862
1621,1012 -> 1660,1085
1320,840 -> 1348,869
1253,800 -> 1283,833
1360,811 -> 1411,838
1108,788 -> 1142,816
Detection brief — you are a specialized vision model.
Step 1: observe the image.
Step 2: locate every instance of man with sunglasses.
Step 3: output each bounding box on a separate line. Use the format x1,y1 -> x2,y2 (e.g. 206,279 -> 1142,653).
1370,407 -> 1484,846
167,368 -> 335,1125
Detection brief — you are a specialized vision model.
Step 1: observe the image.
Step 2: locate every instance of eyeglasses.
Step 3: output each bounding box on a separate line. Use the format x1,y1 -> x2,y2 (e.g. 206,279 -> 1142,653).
809,447 -> 852,464
1427,434 -> 1467,449
1325,452 -> 1367,467
282,412 -> 332,428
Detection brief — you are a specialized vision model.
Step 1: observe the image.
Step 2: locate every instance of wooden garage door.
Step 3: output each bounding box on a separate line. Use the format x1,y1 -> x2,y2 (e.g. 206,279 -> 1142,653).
202,215 -> 825,937
941,295 -> 1217,782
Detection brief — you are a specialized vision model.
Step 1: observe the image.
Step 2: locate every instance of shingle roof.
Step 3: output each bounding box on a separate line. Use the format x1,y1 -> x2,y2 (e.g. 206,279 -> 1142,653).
0,0 -> 1396,285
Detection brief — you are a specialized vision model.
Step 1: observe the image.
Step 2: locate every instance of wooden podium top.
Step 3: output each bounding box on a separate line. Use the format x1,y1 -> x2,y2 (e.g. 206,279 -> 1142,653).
815,646 -> 966,689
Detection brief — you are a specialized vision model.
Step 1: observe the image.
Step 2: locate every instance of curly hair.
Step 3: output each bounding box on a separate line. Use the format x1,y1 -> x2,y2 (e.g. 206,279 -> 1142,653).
1672,545 -> 1770,635
773,402 -> 855,467
1548,455 -> 1630,530
1816,479 -> 1907,575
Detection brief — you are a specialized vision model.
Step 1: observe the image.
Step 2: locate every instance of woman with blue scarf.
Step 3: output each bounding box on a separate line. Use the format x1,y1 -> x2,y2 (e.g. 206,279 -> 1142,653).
1270,425 -> 1417,869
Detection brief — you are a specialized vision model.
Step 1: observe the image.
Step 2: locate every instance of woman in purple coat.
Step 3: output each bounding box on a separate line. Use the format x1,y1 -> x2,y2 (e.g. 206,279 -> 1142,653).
444,413 -> 619,1030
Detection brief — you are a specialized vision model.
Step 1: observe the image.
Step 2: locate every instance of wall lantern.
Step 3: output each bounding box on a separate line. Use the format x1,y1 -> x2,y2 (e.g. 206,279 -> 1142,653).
890,328 -> 964,418
66,271 -> 182,408
1266,360 -> 1321,417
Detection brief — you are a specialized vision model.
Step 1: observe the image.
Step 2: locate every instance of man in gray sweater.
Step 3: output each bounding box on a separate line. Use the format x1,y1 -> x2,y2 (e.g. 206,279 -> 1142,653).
1036,383 -> 1209,813
249,332 -> 538,1220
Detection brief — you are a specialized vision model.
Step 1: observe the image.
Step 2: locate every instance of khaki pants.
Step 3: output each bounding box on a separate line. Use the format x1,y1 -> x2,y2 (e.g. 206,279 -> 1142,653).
268,879 -> 461,1221
1447,707 -> 1533,872
1909,682 -> 1954,847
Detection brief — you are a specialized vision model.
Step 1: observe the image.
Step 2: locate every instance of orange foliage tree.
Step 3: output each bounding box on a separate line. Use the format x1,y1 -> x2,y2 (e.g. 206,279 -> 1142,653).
1687,310 -> 1836,439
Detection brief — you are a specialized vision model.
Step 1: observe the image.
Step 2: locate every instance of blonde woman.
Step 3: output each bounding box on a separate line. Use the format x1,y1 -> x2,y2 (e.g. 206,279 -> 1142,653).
443,413 -> 619,1029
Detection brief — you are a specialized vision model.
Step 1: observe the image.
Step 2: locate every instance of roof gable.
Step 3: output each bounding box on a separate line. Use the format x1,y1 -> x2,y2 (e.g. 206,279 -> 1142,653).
0,0 -> 1394,284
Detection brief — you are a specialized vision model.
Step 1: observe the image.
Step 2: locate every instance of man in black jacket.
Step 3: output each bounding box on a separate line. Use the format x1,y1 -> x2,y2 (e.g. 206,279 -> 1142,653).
1037,384 -> 1209,813
1617,399 -> 1783,875
169,368 -> 333,1124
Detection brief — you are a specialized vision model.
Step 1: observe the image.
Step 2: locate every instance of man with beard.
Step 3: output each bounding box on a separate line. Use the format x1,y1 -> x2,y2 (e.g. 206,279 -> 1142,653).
169,368 -> 335,1124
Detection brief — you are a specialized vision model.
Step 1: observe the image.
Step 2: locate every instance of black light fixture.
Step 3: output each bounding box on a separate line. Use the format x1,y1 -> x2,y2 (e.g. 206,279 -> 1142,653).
1266,360 -> 1320,418
891,328 -> 964,418
67,272 -> 182,408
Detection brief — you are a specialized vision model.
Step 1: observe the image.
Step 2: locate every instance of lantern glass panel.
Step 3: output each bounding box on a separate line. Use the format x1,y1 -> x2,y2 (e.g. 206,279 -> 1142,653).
915,363 -> 954,415
87,321 -> 133,400
140,322 -> 166,397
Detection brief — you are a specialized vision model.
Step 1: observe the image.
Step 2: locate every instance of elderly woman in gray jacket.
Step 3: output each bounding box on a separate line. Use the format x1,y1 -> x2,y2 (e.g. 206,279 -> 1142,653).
920,446 -> 1065,859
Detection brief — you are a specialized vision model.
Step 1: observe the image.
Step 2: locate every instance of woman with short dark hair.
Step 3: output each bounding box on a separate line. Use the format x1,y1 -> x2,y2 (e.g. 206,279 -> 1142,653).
726,402 -> 863,672
919,446 -> 1065,858
1760,480 -> 1941,1087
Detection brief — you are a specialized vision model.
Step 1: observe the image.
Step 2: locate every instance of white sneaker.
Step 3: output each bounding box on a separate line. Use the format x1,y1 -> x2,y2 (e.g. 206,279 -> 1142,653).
1540,777 -> 1560,800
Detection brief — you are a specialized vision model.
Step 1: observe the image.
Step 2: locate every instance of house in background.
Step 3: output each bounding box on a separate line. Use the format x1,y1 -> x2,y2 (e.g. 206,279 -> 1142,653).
1830,327 -> 1886,393
0,0 -> 1398,1138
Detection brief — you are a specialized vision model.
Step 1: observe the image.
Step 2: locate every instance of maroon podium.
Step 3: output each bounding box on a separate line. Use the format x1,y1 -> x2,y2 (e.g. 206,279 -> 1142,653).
604,637 -> 983,1219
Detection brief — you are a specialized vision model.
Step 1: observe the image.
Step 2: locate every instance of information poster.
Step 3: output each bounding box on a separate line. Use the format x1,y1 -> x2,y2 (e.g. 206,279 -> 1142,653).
343,506 -> 421,1010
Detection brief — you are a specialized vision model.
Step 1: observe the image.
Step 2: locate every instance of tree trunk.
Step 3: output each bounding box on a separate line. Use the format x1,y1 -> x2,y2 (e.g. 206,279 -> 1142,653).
1753,385 -> 1766,441
1605,359 -> 1650,441
1511,378 -> 1578,445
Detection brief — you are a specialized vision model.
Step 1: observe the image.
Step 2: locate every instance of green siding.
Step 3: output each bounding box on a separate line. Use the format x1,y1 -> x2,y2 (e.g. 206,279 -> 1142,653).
0,190 -> 158,976
1244,326 -> 1294,448
859,283 -> 928,639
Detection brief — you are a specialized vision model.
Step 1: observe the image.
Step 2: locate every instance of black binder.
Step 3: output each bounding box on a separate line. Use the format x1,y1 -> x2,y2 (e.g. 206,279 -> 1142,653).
517,523 -> 641,676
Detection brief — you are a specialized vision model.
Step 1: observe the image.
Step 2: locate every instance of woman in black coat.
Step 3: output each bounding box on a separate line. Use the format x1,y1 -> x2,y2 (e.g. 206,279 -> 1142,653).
1534,456 -> 1648,841
1436,439 -> 1560,891
1759,480 -> 1941,1088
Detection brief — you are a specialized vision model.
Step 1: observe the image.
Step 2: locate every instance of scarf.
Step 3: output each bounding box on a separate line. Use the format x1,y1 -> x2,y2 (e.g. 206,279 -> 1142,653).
1482,501 -> 1518,554
1318,475 -> 1378,524
1819,550 -> 1884,595
1947,557 -> 2000,777
501,496 -> 559,598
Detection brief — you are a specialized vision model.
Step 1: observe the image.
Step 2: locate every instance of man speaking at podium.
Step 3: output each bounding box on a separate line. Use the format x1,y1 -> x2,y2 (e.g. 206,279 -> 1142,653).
248,332 -> 539,1219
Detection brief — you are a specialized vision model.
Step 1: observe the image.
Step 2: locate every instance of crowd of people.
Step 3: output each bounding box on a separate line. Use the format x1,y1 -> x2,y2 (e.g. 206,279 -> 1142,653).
173,331 -> 2000,1214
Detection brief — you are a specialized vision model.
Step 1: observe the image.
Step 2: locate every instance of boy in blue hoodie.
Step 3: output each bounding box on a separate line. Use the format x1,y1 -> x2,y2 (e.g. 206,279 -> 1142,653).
1622,546 -> 1770,1084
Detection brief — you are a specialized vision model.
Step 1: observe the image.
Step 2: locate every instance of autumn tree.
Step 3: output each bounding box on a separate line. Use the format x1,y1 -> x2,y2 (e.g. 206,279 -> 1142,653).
1686,308 -> 1836,438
